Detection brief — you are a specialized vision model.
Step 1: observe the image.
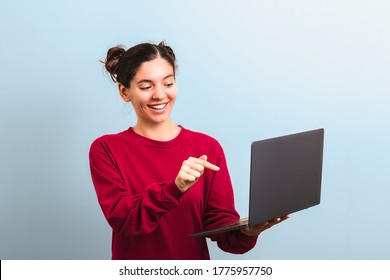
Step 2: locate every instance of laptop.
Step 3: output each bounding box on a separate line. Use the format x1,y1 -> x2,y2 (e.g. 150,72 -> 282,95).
191,128 -> 324,237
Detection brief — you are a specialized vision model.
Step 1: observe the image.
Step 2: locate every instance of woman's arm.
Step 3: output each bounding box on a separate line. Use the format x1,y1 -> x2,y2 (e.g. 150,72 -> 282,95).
89,143 -> 183,237
202,143 -> 259,254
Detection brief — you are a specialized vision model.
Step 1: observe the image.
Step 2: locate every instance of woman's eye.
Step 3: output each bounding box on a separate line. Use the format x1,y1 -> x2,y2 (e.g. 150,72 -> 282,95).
165,83 -> 174,87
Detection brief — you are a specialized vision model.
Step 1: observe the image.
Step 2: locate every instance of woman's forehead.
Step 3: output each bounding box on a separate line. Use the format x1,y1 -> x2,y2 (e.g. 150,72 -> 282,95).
133,57 -> 174,82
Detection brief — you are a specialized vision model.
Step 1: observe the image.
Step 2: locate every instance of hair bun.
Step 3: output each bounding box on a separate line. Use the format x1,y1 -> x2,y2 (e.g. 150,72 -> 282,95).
158,41 -> 176,62
102,45 -> 126,82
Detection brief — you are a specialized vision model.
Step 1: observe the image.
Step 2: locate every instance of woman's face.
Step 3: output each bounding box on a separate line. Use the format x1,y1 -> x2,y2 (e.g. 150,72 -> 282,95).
120,57 -> 177,127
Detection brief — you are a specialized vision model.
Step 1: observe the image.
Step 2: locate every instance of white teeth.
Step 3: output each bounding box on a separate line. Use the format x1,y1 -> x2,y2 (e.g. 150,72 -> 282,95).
149,103 -> 167,110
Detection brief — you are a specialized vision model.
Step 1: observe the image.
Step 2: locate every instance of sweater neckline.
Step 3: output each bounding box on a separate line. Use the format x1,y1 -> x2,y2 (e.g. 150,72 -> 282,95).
127,125 -> 186,149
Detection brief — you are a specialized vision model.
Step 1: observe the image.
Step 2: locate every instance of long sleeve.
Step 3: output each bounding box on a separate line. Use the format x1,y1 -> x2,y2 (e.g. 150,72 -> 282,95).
203,142 -> 258,253
89,140 -> 183,236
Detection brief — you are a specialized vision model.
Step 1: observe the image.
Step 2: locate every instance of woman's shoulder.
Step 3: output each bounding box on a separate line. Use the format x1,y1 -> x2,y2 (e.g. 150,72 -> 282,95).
183,126 -> 215,139
182,127 -> 223,149
89,128 -> 132,152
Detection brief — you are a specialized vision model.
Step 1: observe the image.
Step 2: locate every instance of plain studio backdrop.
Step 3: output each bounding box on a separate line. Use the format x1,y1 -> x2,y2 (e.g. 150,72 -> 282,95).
0,0 -> 389,259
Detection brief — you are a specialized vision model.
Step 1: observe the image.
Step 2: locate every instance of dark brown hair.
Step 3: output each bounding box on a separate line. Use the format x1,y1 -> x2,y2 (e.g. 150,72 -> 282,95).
101,41 -> 177,88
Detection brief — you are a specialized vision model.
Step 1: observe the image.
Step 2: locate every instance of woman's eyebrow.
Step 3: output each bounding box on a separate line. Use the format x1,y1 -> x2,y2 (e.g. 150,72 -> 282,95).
163,74 -> 175,80
136,79 -> 152,85
136,74 -> 174,85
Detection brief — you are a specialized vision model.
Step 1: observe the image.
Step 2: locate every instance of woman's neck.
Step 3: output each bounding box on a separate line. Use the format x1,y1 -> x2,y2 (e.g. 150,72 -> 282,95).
133,120 -> 181,141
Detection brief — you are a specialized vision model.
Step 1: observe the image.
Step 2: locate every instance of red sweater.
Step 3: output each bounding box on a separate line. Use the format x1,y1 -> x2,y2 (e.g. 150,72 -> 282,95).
89,126 -> 257,259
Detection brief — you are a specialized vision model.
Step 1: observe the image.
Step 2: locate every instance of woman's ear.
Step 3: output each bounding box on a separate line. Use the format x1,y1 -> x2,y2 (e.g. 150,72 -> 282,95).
118,83 -> 131,102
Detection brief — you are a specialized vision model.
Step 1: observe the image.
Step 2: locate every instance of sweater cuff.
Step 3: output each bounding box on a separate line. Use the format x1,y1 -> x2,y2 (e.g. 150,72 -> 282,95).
165,181 -> 184,201
237,230 -> 259,243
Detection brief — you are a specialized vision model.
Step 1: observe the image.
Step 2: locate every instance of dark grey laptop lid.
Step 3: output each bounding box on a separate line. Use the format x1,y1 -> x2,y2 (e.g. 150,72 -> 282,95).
190,128 -> 324,237
248,128 -> 324,227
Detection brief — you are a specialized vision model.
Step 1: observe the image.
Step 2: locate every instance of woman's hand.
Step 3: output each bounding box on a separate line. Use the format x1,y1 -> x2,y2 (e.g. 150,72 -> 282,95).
240,215 -> 290,236
175,155 -> 220,193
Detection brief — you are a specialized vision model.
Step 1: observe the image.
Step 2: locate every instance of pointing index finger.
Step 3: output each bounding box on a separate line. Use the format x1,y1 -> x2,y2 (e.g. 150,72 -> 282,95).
201,159 -> 220,171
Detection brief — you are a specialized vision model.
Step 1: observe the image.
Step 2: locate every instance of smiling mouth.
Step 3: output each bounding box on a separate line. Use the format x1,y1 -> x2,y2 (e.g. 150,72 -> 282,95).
147,102 -> 168,110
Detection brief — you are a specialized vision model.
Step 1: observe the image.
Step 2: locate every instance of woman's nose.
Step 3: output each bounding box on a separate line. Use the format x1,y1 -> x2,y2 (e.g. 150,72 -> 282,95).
152,84 -> 165,100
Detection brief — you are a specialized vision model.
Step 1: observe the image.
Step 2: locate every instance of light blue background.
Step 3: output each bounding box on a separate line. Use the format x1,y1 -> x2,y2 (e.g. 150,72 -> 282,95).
0,0 -> 389,259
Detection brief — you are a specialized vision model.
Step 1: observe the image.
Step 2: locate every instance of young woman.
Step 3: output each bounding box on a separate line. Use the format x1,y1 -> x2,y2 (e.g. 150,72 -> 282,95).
89,41 -> 287,260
